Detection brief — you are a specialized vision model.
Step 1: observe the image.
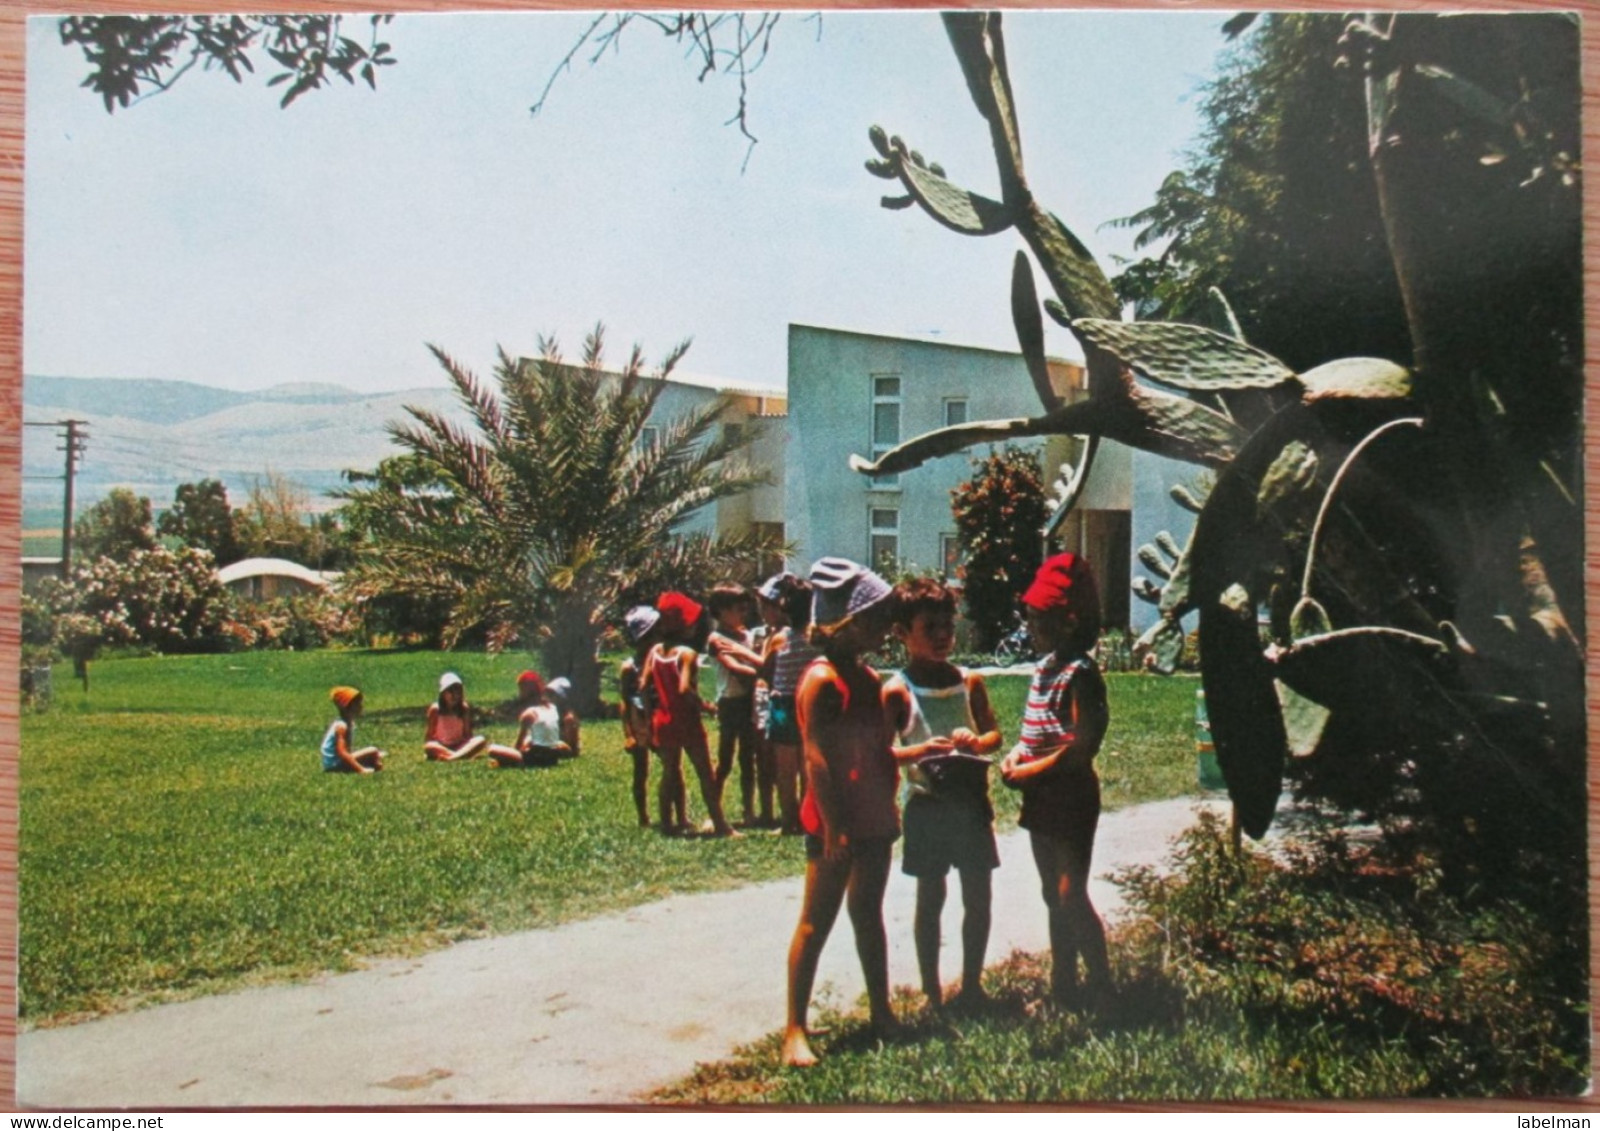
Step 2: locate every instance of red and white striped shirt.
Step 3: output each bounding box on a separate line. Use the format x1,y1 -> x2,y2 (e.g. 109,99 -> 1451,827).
1019,652 -> 1094,756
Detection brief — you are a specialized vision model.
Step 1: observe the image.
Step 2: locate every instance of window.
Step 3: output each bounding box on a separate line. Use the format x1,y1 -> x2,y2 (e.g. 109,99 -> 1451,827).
944,398 -> 968,428
869,507 -> 899,572
869,375 -> 901,488
723,422 -> 744,447
941,533 -> 963,582
639,425 -> 659,448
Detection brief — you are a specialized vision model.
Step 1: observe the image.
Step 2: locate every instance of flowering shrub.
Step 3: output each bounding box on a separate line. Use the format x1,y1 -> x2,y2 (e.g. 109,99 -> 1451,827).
68,546 -> 239,654
243,591 -> 363,651
950,447 -> 1049,653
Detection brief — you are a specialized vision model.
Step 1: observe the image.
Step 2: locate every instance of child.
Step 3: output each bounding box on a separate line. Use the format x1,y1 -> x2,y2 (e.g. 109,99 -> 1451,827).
545,678 -> 582,758
487,671 -> 572,767
322,686 -> 385,773
999,552 -> 1113,1008
883,578 -> 1003,1011
618,606 -> 661,827
783,557 -> 900,1067
643,591 -> 733,837
761,573 -> 818,836
424,672 -> 488,761
707,583 -> 760,825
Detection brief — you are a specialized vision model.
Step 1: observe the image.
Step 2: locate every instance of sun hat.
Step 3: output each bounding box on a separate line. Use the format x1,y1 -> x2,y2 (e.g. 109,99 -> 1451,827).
1022,552 -> 1097,612
756,571 -> 795,603
656,591 -> 704,635
517,670 -> 544,698
330,686 -> 362,709
439,671 -> 464,694
624,605 -> 661,643
809,557 -> 892,628
546,677 -> 572,703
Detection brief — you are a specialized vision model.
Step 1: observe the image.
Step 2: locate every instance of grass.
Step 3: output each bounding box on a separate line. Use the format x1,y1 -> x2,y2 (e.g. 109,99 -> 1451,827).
20,650 -> 1204,1024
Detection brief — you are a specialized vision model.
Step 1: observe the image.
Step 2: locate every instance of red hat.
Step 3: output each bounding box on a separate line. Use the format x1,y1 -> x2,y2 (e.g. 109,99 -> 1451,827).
1022,553 -> 1098,613
656,591 -> 704,635
516,670 -> 544,698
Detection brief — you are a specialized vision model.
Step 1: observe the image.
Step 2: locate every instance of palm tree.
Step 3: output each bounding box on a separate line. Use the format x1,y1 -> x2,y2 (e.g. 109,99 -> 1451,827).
338,325 -> 778,714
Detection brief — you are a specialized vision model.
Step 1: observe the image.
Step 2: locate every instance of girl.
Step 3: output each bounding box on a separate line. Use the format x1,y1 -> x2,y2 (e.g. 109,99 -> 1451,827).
642,591 -> 733,837
999,552 -> 1113,1009
618,606 -> 661,826
761,573 -> 818,836
425,672 -> 488,761
322,686 -> 385,773
782,557 -> 899,1067
488,671 -> 572,767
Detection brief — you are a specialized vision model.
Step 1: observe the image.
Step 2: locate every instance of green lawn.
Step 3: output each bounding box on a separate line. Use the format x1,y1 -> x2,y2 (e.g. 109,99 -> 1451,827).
20,650 -> 1203,1023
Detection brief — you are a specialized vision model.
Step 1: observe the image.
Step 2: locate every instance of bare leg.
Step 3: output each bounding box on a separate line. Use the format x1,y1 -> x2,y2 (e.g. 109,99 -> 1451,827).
1031,832 -> 1109,1005
485,743 -> 523,768
354,747 -> 384,771
846,840 -> 898,1034
657,748 -> 684,831
954,865 -> 993,1006
775,742 -> 802,834
629,747 -> 651,827
913,874 -> 947,1006
683,733 -> 734,835
737,718 -> 756,825
784,854 -> 850,1067
755,733 -> 777,825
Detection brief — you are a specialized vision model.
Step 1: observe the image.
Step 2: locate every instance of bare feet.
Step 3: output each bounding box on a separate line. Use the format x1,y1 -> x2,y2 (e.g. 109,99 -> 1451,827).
950,985 -> 991,1013
781,1027 -> 818,1068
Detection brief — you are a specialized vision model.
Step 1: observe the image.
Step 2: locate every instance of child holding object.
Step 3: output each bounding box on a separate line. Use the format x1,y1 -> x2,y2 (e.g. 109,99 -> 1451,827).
424,672 -> 488,761
322,686 -> 385,774
782,557 -> 901,1067
619,605 -> 660,827
644,591 -> 733,837
883,578 -> 1003,1011
999,553 -> 1114,1009
487,671 -> 572,767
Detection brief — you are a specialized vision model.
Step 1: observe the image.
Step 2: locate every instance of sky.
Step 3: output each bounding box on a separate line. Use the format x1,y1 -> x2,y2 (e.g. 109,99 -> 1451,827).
24,10 -> 1232,396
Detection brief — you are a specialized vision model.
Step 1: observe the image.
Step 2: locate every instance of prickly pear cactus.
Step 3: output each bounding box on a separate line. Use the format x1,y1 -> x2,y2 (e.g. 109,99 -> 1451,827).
852,12 -> 1583,882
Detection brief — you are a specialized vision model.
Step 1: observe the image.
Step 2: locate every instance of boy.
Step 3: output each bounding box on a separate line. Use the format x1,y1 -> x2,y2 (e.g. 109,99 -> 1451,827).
883,578 -> 1003,1011
706,583 -> 760,826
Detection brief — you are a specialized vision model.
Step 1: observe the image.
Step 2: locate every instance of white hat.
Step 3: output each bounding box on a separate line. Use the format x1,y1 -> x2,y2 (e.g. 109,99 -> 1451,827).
624,605 -> 661,643
439,671 -> 464,693
546,677 -> 572,702
809,557 -> 892,628
756,572 -> 794,603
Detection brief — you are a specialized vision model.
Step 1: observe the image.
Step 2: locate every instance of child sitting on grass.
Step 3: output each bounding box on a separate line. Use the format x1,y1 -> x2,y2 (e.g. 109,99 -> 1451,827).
999,553 -> 1114,1010
883,577 -> 1003,1012
620,605 -> 666,828
322,686 -> 385,774
545,678 -> 582,758
424,672 -> 488,761
487,671 -> 573,768
783,557 -> 900,1067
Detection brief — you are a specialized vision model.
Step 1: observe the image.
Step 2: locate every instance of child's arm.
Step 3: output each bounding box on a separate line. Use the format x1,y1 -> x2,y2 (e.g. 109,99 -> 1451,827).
709,633 -> 765,672
1000,668 -> 1107,784
883,677 -> 954,765
561,709 -> 581,757
950,672 -> 1003,755
333,720 -> 374,774
423,703 -> 441,743
797,667 -> 853,859
514,708 -> 535,752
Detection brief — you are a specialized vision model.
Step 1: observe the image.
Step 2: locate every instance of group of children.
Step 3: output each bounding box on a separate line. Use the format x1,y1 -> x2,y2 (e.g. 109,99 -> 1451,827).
776,552 -> 1114,1067
320,549 -> 1114,1070
319,669 -> 579,775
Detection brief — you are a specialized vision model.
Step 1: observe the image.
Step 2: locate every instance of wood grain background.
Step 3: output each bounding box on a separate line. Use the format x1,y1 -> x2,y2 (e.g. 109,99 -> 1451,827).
0,0 -> 1594,1112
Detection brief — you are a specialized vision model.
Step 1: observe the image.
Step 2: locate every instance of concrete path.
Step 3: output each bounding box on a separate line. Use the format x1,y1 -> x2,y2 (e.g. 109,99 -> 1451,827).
19,796 -> 1230,1108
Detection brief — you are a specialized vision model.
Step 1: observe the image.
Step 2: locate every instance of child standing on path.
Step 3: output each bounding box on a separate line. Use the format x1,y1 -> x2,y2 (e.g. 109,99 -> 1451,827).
322,686 -> 385,773
644,591 -> 733,837
706,584 -> 760,826
883,578 -> 1003,1011
619,606 -> 661,827
782,558 -> 900,1068
1000,553 -> 1114,1008
424,672 -> 488,761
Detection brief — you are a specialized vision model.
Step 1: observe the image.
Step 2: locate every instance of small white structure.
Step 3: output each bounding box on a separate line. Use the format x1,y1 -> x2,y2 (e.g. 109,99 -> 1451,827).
217,557 -> 340,602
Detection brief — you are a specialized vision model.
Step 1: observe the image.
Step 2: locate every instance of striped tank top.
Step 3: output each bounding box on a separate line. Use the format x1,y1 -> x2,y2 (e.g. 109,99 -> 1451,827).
1019,652 -> 1094,756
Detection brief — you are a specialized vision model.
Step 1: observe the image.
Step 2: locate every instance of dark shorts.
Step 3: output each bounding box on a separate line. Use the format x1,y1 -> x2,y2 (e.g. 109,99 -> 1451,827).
522,744 -> 563,767
1018,771 -> 1101,856
717,696 -> 755,733
901,793 -> 1000,877
766,694 -> 799,744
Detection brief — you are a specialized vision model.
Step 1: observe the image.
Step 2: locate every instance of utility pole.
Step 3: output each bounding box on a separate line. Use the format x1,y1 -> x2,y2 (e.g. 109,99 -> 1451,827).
27,419 -> 88,578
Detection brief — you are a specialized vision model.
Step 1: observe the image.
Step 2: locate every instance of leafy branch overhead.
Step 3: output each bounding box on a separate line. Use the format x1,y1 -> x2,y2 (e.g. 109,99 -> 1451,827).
60,15 -> 397,111
854,9 -> 1584,890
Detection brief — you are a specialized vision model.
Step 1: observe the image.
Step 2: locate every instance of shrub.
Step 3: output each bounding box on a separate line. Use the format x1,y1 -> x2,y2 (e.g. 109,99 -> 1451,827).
69,546 -> 240,654
244,591 -> 363,651
950,448 -> 1049,654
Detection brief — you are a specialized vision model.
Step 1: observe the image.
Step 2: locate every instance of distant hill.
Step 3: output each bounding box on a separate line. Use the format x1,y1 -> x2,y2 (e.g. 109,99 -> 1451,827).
22,375 -> 461,524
